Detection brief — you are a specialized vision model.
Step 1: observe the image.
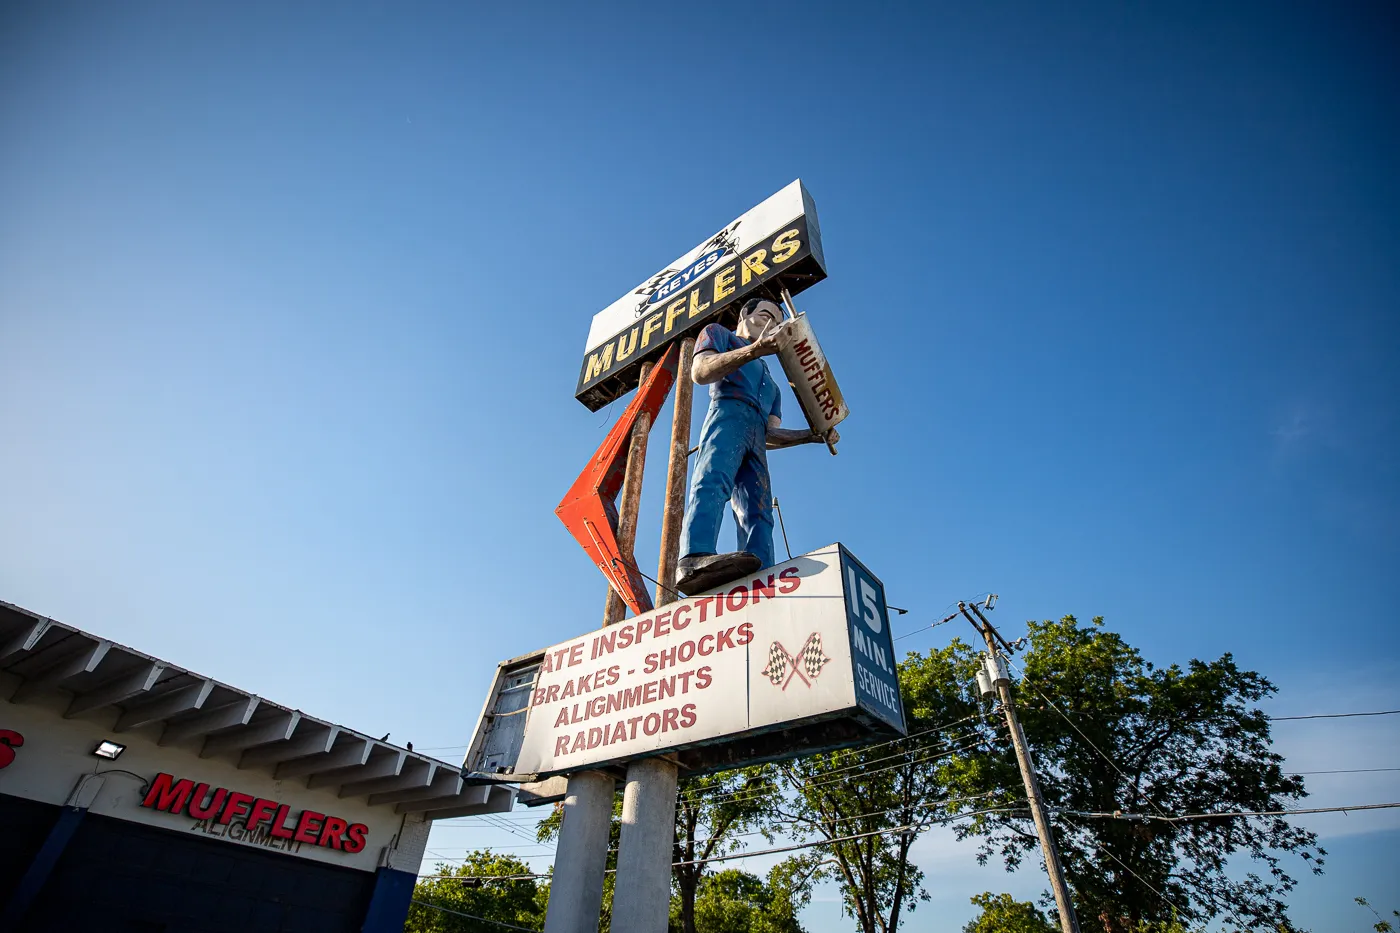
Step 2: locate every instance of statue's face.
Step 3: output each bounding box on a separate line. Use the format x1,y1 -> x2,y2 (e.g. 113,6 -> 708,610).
736,301 -> 780,339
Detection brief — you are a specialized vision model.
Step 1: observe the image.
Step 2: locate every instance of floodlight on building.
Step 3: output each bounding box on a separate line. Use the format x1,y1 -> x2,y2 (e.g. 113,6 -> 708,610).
92,740 -> 126,760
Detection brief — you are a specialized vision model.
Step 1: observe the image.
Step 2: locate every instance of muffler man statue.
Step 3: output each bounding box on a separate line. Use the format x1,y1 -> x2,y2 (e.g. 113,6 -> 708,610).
676,298 -> 839,595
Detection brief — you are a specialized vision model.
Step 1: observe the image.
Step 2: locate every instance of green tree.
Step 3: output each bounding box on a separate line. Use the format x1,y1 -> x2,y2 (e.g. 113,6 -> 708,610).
1356,896 -> 1399,933
947,616 -> 1325,933
962,891 -> 1056,933
406,850 -> 548,932
775,642 -> 990,933
669,866 -> 808,933
962,891 -> 1198,933
673,767 -> 781,933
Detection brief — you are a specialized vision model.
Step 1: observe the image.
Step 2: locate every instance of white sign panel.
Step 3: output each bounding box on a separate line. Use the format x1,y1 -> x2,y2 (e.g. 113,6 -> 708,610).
514,544 -> 904,777
584,180 -> 824,354
574,179 -> 828,410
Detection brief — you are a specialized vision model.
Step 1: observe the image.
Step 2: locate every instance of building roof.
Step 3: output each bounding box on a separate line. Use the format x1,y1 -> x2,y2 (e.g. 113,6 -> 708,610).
0,599 -> 514,820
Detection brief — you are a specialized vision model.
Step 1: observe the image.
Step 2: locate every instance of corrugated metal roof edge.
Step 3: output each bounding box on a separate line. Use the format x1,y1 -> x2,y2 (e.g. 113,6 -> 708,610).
0,599 -> 514,819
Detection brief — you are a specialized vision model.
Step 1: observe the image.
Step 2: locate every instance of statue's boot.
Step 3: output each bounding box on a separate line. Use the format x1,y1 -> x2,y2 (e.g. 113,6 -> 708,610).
676,552 -> 762,596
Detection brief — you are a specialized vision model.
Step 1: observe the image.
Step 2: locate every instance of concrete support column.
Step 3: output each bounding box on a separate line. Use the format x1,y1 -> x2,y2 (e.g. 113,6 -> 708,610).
543,770 -> 615,933
610,757 -> 679,933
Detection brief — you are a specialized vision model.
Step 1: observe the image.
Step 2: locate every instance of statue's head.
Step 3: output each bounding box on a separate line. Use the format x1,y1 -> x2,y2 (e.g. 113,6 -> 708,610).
734,298 -> 782,340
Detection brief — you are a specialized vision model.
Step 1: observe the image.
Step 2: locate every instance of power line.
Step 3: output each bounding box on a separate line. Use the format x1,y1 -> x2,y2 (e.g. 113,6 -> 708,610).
691,733 -> 999,810
1093,843 -> 1192,922
1009,702 -> 1400,725
1003,656 -> 1170,820
411,899 -> 540,933
419,806 -> 1024,882
1004,658 -> 1400,815
781,731 -> 993,784
426,742 -> 1399,840
479,813 -> 542,843
894,610 -> 961,642
1091,839 -> 1261,933
1058,801 -> 1400,822
414,868 -> 546,874
422,841 -> 543,857
1269,709 -> 1400,721
1003,676 -> 1398,900
687,712 -> 996,807
892,591 -> 1000,643
458,794 -> 1016,865
434,812 -> 548,823
671,823 -> 913,868
818,710 -> 989,760
427,792 -> 1017,862
678,792 -> 1012,855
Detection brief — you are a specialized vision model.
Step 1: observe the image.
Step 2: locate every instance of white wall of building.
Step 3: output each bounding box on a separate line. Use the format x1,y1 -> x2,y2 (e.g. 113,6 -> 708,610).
0,688 -> 408,874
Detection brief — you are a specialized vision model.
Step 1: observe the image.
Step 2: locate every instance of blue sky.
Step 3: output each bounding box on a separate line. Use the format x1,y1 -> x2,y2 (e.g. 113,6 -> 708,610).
2,2 -> 1396,930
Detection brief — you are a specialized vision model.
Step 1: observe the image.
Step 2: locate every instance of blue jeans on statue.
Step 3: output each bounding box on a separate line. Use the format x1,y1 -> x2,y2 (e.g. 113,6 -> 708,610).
679,398 -> 775,570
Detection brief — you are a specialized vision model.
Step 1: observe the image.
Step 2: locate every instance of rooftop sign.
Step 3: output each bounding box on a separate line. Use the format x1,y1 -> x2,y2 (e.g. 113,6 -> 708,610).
574,180 -> 828,411
507,544 -> 904,779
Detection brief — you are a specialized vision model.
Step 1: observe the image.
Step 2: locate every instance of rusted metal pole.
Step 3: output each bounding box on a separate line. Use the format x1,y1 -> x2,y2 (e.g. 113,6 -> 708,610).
603,361 -> 654,627
655,338 -> 695,605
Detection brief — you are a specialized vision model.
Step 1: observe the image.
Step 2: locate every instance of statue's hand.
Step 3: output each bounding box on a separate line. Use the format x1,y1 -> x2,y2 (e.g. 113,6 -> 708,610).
824,428 -> 840,445
753,321 -> 790,356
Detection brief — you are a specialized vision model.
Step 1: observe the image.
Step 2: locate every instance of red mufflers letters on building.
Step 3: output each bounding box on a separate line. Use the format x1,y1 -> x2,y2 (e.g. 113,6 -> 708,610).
0,729 -> 23,770
141,772 -> 368,853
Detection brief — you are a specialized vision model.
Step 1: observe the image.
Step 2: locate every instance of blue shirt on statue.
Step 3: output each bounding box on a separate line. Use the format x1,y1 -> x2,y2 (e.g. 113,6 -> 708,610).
695,323 -> 782,421
680,322 -> 783,568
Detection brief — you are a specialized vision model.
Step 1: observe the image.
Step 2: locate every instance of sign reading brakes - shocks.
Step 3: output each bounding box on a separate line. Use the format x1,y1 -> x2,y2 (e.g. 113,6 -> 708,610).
513,544 -> 904,778
575,180 -> 828,410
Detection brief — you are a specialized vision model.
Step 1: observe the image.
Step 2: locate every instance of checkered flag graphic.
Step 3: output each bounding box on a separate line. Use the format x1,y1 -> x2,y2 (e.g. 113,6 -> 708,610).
762,641 -> 789,686
799,633 -> 830,680
761,633 -> 832,690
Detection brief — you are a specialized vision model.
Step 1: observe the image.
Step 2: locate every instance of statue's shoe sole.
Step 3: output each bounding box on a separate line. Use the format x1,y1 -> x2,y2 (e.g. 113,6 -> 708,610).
676,553 -> 763,596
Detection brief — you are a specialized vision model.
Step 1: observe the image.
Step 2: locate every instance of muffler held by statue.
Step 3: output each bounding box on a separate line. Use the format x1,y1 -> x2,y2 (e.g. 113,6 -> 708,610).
776,312 -> 848,455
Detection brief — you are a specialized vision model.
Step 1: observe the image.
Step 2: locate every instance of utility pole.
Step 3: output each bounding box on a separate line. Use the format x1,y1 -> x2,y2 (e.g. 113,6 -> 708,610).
962,600 -> 1080,933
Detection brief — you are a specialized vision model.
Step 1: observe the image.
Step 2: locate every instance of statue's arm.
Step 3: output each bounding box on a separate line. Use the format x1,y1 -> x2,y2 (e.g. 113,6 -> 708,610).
692,347 -> 757,385
691,325 -> 787,385
766,417 -> 839,450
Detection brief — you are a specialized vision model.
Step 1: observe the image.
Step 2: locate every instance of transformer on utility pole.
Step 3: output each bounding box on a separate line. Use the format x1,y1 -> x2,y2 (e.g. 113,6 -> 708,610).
962,599 -> 1081,933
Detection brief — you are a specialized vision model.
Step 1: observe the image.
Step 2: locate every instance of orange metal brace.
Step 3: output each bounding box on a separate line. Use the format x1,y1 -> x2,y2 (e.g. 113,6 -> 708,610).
555,345 -> 679,616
